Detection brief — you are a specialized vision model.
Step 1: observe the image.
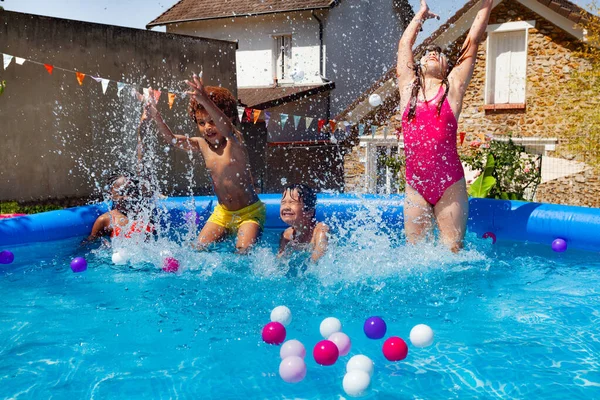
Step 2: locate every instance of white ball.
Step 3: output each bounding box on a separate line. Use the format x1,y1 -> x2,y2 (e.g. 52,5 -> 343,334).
346,355 -> 374,377
279,356 -> 307,383
342,370 -> 371,397
271,306 -> 292,327
280,339 -> 306,359
410,324 -> 434,348
368,93 -> 382,107
320,317 -> 342,339
111,250 -> 129,265
328,331 -> 352,356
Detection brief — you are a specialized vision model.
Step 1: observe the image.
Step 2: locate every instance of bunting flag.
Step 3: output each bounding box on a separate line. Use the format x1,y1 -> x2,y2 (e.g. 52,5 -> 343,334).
459,131 -> 466,145
168,92 -> 176,109
253,109 -> 261,124
293,115 -> 301,130
280,113 -> 289,127
244,108 -> 252,123
237,106 -> 245,123
305,117 -> 314,129
15,57 -> 26,65
44,64 -> 54,75
264,111 -> 271,127
142,88 -> 150,99
117,82 -> 126,96
3,54 -> 13,70
76,72 -> 86,86
91,76 -> 103,83
101,79 -> 109,95
329,120 -> 337,132
358,124 -> 365,136
478,133 -> 486,142
317,119 -> 326,132
383,126 -> 389,139
344,121 -> 352,134
371,125 -> 377,138
152,89 -> 161,103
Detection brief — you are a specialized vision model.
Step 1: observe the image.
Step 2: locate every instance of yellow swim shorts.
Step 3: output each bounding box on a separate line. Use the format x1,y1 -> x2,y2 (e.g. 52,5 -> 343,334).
207,201 -> 266,230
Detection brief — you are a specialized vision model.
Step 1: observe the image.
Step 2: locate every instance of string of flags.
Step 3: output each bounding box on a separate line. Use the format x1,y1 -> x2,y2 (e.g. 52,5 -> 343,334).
1,50 -> 395,139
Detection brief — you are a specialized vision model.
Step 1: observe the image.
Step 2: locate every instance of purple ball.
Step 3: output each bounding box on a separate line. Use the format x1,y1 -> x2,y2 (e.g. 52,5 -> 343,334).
551,238 -> 567,253
364,316 -> 387,339
185,211 -> 201,225
70,257 -> 88,273
0,250 -> 15,264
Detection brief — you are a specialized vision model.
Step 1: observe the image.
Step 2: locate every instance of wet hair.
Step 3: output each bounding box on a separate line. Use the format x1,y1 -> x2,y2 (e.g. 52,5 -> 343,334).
283,184 -> 317,212
188,86 -> 238,124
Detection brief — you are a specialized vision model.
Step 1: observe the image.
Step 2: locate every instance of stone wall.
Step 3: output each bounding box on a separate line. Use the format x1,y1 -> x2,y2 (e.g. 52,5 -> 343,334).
536,169 -> 600,207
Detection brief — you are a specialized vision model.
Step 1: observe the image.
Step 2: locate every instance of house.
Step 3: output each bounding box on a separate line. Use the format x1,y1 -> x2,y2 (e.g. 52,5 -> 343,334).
147,0 -> 413,191
339,0 -> 598,205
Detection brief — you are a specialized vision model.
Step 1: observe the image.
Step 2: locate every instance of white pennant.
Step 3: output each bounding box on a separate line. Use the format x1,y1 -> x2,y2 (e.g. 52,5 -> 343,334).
91,76 -> 103,83
383,126 -> 389,139
101,79 -> 110,94
15,57 -> 26,65
117,82 -> 126,96
3,54 -> 13,70
237,107 -> 245,123
305,117 -> 314,129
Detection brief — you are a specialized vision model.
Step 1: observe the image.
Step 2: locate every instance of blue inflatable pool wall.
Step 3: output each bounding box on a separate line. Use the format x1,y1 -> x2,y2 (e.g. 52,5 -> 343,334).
1,195 -> 599,252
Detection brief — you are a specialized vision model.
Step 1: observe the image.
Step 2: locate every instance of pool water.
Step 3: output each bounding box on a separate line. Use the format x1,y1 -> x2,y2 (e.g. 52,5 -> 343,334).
1,227 -> 600,399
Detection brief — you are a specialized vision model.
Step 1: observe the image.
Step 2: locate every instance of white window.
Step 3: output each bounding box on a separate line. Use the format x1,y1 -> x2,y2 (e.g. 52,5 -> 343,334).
485,21 -> 535,105
273,35 -> 292,83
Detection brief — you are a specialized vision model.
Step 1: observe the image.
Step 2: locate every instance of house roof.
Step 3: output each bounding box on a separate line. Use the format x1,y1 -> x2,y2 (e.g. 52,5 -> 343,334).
335,0 -> 594,122
147,0 -> 335,27
238,82 -> 335,109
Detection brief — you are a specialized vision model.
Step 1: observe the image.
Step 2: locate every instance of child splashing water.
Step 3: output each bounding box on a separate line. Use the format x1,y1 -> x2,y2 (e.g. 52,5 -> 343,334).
397,0 -> 493,252
145,75 -> 265,253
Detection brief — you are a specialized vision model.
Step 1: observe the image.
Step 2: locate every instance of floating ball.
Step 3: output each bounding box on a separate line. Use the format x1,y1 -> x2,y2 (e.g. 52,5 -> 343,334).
346,355 -> 374,377
382,336 -> 408,361
162,257 -> 179,273
111,250 -> 129,265
271,305 -> 292,327
0,250 -> 15,265
313,340 -> 339,366
328,331 -> 352,356
262,322 -> 286,345
368,93 -> 382,107
70,257 -> 87,273
343,369 -> 371,397
364,316 -> 387,339
320,317 -> 342,339
552,238 -> 567,253
279,355 -> 307,383
409,324 -> 434,348
482,231 -> 497,244
184,211 -> 201,225
280,339 -> 306,359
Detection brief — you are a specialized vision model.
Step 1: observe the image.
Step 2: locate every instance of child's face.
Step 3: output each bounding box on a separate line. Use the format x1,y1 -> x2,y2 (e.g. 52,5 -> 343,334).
195,110 -> 224,146
280,189 -> 311,226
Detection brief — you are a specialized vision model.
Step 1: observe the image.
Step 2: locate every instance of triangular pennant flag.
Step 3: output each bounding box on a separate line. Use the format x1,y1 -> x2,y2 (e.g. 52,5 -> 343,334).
117,82 -> 126,96
101,79 -> 109,95
459,131 -> 466,145
153,90 -> 161,103
245,108 -> 252,123
344,121 -> 352,134
358,124 -> 365,136
280,113 -> 289,127
168,93 -> 176,109
142,88 -> 150,99
44,64 -> 54,75
478,133 -> 486,142
91,76 -> 103,83
383,126 -> 389,139
253,109 -> 261,124
237,106 -> 245,123
15,57 -> 26,65
293,115 -> 301,130
264,111 -> 271,127
318,119 -> 326,132
371,125 -> 378,138
3,54 -> 13,70
329,120 -> 337,132
76,72 -> 86,86
305,117 -> 314,129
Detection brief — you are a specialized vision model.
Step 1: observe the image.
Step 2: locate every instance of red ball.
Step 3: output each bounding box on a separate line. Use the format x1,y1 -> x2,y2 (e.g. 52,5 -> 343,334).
262,322 -> 286,345
313,340 -> 339,366
382,336 -> 408,361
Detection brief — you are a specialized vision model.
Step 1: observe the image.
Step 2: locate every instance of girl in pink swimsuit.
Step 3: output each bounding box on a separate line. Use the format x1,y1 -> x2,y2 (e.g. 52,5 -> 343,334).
397,0 -> 493,252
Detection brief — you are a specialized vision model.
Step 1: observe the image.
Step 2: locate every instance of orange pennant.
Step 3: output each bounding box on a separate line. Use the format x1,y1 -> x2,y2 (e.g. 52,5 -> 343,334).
44,64 -> 54,75
168,93 -> 176,109
329,120 -> 337,132
478,133 -> 485,142
253,109 -> 261,124
76,72 -> 85,86
153,89 -> 161,103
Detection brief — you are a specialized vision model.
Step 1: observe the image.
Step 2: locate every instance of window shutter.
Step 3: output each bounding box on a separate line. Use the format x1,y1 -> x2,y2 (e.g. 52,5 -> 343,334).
494,32 -> 512,103
507,31 -> 527,103
487,29 -> 527,104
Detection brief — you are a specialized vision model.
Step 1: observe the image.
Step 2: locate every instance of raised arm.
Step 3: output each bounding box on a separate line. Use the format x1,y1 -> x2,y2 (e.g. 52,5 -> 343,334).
448,0 -> 494,95
397,0 -> 440,87
310,223 -> 329,263
145,89 -> 201,152
186,74 -> 239,144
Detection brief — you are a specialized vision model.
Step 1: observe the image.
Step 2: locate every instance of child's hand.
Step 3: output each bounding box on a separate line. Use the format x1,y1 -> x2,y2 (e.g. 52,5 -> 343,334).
418,0 -> 440,21
144,88 -> 160,120
186,74 -> 210,104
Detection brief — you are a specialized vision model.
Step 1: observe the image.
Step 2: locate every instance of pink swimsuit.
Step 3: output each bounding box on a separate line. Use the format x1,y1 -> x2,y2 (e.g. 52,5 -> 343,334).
401,85 -> 464,205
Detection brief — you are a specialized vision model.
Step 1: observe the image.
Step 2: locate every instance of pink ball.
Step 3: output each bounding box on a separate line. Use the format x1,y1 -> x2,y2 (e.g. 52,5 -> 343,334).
280,339 -> 306,359
383,336 -> 408,361
162,257 -> 179,273
262,322 -> 286,345
279,356 -> 307,383
328,331 -> 352,356
313,340 -> 339,366
482,231 -> 497,244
